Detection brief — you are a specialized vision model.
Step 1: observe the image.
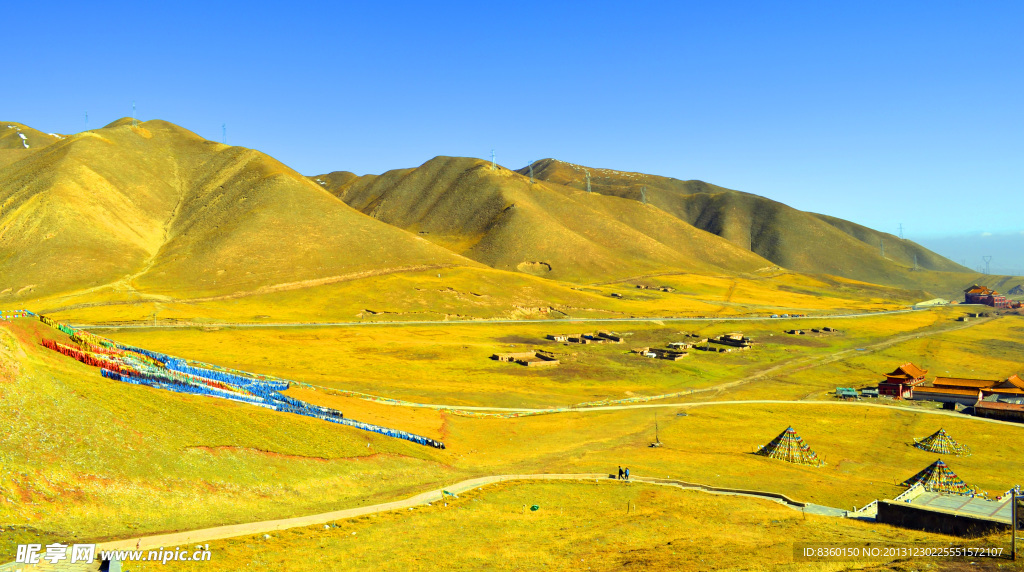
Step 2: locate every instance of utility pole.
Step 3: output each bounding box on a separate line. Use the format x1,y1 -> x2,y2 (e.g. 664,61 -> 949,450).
528,161 -> 534,184
983,256 -> 992,275
1012,488 -> 1018,561
132,101 -> 138,128
490,149 -> 496,171
880,240 -> 885,258
585,170 -> 591,193
641,185 -> 647,204
913,253 -> 918,271
222,123 -> 226,144
84,111 -> 88,130
898,223 -> 904,240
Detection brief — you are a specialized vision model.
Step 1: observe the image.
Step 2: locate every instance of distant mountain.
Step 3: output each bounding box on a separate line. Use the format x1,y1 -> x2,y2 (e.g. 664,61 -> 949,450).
0,118 -> 990,309
313,157 -> 773,283
517,159 -> 969,288
0,119 -> 469,302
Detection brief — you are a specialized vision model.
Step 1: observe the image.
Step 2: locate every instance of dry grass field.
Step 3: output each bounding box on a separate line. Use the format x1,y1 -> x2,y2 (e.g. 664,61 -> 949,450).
2,309 -> 1022,566
26,266 -> 923,329
126,480 -> 1017,572
95,307 -> 959,408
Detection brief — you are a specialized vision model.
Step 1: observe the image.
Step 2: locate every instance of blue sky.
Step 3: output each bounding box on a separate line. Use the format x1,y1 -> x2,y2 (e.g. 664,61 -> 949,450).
4,1 -> 1022,267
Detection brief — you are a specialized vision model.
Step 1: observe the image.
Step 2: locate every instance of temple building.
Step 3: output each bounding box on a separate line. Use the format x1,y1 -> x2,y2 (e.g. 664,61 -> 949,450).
878,362 -> 928,399
963,285 -> 1012,308
912,375 -> 1024,407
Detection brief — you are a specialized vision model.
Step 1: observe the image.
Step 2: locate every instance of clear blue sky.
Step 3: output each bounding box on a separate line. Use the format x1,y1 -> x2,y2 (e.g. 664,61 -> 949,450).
4,1 -> 1022,266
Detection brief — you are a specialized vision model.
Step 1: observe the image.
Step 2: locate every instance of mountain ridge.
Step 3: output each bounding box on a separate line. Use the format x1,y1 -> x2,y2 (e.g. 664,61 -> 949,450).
315,156 -> 774,283
513,158 -> 969,288
0,119 -> 473,302
0,118 -> 1000,311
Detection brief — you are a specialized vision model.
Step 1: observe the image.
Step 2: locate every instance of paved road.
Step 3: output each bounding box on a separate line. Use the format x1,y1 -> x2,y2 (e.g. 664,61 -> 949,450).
73,308 -> 923,330
85,473 -> 842,554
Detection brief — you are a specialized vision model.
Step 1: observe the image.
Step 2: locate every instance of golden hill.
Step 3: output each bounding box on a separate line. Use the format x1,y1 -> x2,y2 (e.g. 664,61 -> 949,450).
519,159 -> 969,289
1,118 -> 998,313
0,122 -> 62,151
314,157 -> 773,283
0,122 -> 63,169
0,119 -> 471,303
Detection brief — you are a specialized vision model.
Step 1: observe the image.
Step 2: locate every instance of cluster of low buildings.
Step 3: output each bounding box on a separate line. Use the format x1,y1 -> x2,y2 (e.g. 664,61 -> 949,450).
689,333 -> 755,353
786,326 -> 841,335
631,346 -> 687,361
633,332 -> 756,360
546,331 -> 622,344
634,284 -> 675,292
491,351 -> 560,367
860,362 -> 1024,422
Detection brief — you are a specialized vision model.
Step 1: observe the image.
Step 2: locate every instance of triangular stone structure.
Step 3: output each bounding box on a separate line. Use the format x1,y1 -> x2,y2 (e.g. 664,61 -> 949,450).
901,459 -> 977,496
912,428 -> 971,456
754,426 -> 825,467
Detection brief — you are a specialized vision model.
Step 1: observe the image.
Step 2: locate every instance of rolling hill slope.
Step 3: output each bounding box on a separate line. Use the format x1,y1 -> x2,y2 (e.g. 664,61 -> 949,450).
314,157 -> 773,283
0,119 -> 472,302
1,117 -> 994,313
518,159 -> 969,289
0,122 -> 64,169
0,122 -> 62,151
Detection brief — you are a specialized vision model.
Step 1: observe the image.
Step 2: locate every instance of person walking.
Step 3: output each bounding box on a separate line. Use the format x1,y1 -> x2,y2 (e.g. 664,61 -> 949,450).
624,467 -> 630,481
617,466 -> 624,480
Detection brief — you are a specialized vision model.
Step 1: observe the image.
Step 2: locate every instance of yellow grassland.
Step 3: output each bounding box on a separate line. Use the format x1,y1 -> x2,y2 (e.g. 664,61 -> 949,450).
127,481 -> 1015,572
2,310 -> 1022,564
24,267 -> 924,330
97,308 -> 956,408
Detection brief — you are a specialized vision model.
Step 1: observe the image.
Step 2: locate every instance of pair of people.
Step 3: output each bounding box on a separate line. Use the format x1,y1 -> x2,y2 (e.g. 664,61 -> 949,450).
617,466 -> 630,480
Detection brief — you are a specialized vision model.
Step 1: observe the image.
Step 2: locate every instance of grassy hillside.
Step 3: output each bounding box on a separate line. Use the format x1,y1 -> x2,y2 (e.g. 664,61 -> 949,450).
0,122 -> 62,151
0,317 -> 461,559
0,119 -> 471,304
5,312 -> 1024,562
520,159 -> 972,291
0,122 -> 64,170
315,157 -> 772,283
1,117 -> 991,320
